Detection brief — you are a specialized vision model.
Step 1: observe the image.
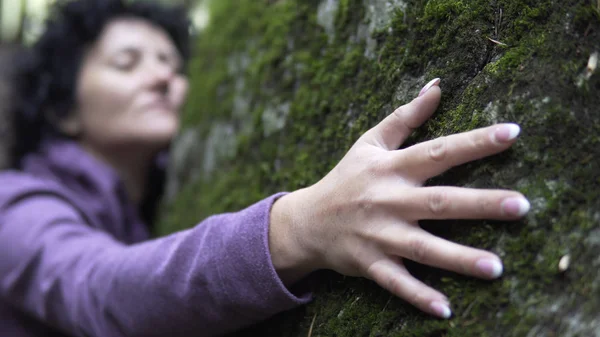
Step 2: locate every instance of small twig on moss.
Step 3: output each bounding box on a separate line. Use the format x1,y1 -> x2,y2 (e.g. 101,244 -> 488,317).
494,7 -> 503,38
487,36 -> 508,47
584,23 -> 593,37
307,313 -> 317,337
461,299 -> 478,318
381,295 -> 393,313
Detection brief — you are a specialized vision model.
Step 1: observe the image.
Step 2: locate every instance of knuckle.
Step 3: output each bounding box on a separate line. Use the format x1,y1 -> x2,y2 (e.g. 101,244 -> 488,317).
427,190 -> 450,215
469,131 -> 488,151
392,106 -> 416,131
476,197 -> 493,215
356,191 -> 375,214
385,274 -> 405,296
365,156 -> 392,176
408,237 -> 430,262
363,223 -> 387,245
408,291 -> 427,308
428,137 -> 447,162
349,255 -> 366,277
460,255 -> 472,275
391,106 -> 405,125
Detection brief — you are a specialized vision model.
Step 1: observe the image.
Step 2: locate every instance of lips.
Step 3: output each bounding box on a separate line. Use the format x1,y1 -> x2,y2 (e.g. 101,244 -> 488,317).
145,99 -> 173,112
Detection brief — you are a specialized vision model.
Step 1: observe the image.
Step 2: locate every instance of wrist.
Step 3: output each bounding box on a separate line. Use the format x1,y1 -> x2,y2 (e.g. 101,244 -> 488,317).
269,188 -> 321,286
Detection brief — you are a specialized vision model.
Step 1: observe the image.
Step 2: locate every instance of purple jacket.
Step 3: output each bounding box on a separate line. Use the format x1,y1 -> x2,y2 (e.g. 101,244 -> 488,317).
0,137 -> 312,337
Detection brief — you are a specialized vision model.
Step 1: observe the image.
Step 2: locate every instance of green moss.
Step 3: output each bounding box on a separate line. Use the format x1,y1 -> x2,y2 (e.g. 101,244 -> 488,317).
157,0 -> 600,335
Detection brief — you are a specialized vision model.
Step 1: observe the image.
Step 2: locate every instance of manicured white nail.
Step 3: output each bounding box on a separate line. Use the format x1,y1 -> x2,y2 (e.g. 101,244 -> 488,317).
476,258 -> 504,278
494,123 -> 521,142
430,301 -> 452,319
418,78 -> 441,97
502,197 -> 531,217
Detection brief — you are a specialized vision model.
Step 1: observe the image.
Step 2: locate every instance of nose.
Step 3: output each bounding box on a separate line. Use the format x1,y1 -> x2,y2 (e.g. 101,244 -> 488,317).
155,61 -> 175,80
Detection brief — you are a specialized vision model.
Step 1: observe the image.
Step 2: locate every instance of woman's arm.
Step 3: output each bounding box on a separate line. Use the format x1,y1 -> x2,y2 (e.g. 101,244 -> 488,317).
0,191 -> 310,337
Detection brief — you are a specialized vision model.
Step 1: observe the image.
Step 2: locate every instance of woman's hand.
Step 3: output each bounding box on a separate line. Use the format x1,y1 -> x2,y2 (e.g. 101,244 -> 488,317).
269,78 -> 529,319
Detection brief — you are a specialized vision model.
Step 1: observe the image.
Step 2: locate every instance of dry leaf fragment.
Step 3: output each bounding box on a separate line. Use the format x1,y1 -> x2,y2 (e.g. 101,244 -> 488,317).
487,36 -> 508,47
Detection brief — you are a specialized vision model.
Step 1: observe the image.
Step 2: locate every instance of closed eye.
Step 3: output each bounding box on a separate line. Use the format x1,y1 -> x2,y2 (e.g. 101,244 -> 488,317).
110,48 -> 141,71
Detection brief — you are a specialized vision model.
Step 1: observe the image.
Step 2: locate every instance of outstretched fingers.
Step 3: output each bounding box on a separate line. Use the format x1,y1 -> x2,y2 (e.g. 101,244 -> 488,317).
377,225 -> 505,280
362,79 -> 442,151
395,123 -> 521,183
395,186 -> 530,221
367,257 -> 452,319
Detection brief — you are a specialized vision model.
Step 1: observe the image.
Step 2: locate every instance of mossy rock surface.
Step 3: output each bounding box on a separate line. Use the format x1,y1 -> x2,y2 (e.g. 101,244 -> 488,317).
157,0 -> 600,336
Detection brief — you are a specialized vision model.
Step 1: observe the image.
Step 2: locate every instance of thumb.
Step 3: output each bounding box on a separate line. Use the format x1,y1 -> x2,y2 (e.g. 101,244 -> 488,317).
363,78 -> 442,150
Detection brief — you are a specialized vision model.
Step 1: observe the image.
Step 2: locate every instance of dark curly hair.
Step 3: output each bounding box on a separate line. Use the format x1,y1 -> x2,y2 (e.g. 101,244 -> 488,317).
12,0 -> 192,227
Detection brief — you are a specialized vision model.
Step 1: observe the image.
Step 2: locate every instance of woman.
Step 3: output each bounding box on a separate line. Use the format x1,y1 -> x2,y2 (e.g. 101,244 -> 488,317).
0,0 -> 530,336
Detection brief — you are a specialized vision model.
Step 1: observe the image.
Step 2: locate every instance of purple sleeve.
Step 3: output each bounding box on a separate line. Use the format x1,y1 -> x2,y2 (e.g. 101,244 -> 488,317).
0,192 -> 312,337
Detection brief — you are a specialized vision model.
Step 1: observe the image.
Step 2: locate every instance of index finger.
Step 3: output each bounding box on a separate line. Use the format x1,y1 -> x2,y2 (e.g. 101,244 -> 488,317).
394,123 -> 521,183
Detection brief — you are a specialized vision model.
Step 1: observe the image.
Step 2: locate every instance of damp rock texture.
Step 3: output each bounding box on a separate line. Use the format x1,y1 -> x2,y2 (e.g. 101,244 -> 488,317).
158,0 -> 600,336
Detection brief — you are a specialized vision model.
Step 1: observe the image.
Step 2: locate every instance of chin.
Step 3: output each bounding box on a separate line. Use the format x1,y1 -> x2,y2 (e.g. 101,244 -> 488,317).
126,123 -> 180,154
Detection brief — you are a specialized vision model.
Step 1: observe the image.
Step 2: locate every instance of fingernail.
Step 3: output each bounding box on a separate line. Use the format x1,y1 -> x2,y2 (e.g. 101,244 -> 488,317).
493,123 -> 521,142
430,301 -> 452,319
475,258 -> 503,278
502,197 -> 530,217
418,78 -> 441,97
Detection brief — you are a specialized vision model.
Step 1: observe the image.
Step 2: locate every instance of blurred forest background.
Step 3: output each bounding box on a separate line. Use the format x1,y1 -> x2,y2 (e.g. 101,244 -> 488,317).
0,0 -> 208,45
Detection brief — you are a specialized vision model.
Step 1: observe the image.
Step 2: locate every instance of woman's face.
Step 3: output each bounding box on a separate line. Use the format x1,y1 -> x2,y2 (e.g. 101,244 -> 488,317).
65,17 -> 189,155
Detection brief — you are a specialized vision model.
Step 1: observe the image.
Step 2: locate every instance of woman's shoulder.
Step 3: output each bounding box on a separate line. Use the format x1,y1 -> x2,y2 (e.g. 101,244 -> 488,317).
0,169 -> 71,207
0,169 -> 65,189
